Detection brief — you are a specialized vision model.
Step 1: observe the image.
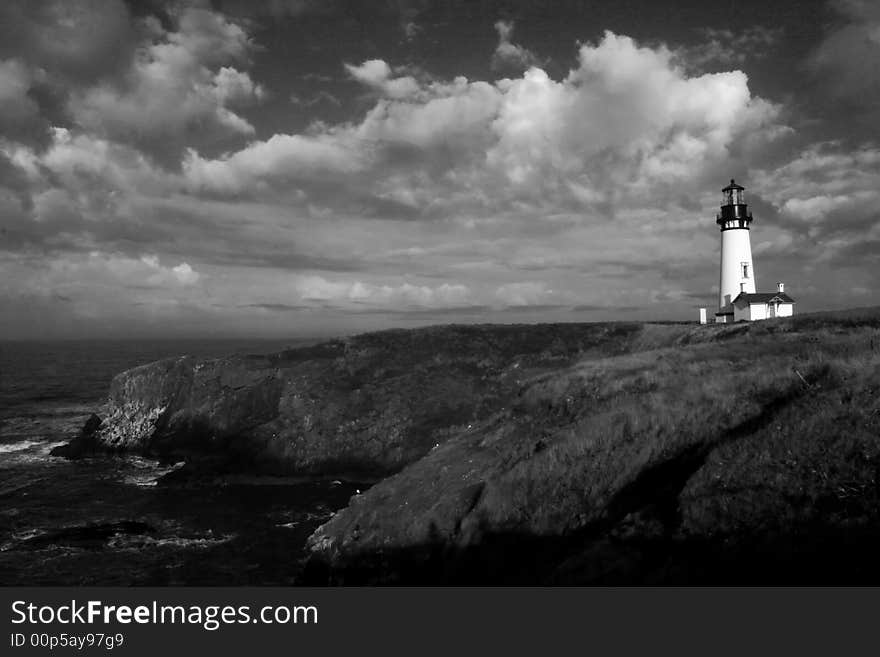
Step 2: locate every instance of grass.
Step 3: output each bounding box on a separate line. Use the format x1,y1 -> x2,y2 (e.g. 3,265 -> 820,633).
306,311 -> 880,583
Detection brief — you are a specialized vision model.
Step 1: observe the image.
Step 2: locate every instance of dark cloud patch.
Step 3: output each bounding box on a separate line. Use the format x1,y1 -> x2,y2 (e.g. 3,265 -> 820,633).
804,0 -> 880,139
355,304 -> 492,318
1,197 -> 173,257
591,257 -> 713,284
651,289 -> 712,304
591,260 -> 659,275
290,90 -> 342,108
0,154 -> 35,210
677,193 -> 703,213
211,0 -> 337,19
0,170 -> 371,274
0,65 -> 51,147
828,239 -> 880,266
677,25 -> 782,71
497,304 -> 570,313
205,250 -> 368,273
243,302 -> 312,311
348,192 -> 423,222
0,0 -> 137,84
0,197 -> 86,255
571,304 -> 641,313
301,72 -> 335,83
818,208 -> 880,241
507,261 -> 579,272
147,233 -> 368,275
745,193 -> 783,229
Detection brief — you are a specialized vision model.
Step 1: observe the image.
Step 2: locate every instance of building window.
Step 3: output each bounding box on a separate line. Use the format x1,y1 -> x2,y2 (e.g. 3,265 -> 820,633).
741,263 -> 749,279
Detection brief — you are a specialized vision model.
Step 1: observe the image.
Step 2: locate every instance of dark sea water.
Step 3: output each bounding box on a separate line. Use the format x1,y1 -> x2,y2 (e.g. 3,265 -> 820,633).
0,339 -> 361,585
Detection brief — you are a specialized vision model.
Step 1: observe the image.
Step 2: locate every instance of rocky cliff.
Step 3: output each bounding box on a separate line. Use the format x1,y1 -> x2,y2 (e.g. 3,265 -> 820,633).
56,323 -> 681,477
55,312 -> 880,583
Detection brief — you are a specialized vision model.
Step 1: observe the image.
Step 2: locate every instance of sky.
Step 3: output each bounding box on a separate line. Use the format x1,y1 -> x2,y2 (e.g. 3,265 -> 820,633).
0,0 -> 878,339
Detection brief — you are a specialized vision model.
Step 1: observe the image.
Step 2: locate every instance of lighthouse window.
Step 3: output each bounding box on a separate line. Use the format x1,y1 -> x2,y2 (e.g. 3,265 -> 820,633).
741,263 -> 749,278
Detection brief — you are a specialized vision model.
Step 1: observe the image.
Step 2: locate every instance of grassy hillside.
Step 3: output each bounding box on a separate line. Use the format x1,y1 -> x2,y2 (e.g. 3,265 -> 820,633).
305,309 -> 880,584
62,322 -> 694,476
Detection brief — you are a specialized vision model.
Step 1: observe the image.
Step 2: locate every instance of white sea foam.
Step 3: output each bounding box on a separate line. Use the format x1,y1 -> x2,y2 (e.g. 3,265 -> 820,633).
275,511 -> 331,529
107,533 -> 235,550
0,440 -> 43,454
120,458 -> 184,487
12,528 -> 44,541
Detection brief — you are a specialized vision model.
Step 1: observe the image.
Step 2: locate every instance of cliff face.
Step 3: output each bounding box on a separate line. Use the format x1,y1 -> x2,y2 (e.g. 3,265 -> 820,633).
71,323 -> 684,476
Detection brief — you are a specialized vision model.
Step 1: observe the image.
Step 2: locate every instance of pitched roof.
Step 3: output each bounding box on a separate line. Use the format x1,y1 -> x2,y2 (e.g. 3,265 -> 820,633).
716,302 -> 734,315
722,179 -> 745,192
732,292 -> 796,306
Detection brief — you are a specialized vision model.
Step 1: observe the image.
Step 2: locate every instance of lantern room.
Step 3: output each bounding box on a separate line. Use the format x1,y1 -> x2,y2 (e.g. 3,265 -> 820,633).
716,179 -> 753,230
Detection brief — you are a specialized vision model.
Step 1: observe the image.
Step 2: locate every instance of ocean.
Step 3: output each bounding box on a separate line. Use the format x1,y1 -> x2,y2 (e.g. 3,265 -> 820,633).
0,339 -> 361,585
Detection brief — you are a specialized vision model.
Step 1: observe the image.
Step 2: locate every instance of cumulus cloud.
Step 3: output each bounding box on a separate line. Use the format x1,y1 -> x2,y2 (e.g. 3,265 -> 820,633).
134,255 -> 201,287
185,72 -> 502,194
356,76 -> 501,148
345,59 -> 421,99
491,20 -> 543,73
487,32 -> 782,202
495,281 -> 556,307
213,66 -> 267,105
188,31 -> 784,215
38,127 -> 174,193
68,7 -> 265,151
346,59 -> 391,87
183,132 -> 365,194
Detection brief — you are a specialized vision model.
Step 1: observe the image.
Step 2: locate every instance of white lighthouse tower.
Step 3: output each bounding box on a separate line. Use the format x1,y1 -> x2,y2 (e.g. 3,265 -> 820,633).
715,179 -> 755,323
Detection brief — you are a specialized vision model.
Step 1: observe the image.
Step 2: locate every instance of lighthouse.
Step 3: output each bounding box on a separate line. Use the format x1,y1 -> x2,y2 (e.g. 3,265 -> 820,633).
712,178 -> 796,323
715,179 -> 755,322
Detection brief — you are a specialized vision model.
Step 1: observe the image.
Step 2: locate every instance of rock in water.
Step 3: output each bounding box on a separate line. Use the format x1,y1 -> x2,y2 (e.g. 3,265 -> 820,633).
50,413 -> 104,459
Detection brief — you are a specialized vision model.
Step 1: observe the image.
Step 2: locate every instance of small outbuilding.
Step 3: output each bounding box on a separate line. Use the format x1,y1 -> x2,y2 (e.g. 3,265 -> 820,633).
731,283 -> 795,322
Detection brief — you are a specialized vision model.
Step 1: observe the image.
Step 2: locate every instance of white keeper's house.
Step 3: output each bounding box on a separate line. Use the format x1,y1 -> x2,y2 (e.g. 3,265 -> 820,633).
712,179 -> 795,323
